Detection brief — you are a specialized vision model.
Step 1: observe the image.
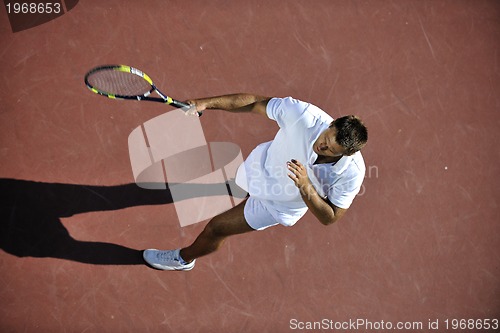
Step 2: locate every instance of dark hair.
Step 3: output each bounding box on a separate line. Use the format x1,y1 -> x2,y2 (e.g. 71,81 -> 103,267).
330,115 -> 368,155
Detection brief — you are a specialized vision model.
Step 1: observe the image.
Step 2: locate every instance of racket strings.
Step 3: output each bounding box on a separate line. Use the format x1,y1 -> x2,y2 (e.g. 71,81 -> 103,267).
87,69 -> 153,96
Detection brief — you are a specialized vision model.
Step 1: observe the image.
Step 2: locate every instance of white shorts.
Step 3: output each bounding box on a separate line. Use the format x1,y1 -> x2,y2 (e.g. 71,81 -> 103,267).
243,196 -> 306,230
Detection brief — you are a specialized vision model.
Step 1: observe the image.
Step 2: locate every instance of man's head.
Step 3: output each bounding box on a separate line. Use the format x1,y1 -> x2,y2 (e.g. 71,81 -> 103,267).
313,115 -> 367,157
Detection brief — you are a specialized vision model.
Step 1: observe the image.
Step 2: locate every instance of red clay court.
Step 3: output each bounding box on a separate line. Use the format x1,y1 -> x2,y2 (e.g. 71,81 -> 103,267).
0,1 -> 499,332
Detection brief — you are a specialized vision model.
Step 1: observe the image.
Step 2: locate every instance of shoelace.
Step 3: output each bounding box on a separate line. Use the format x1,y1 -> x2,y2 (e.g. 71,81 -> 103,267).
156,251 -> 179,262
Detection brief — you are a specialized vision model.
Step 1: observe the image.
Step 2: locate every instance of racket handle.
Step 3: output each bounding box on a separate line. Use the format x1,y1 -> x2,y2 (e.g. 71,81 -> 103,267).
171,100 -> 190,108
172,99 -> 203,117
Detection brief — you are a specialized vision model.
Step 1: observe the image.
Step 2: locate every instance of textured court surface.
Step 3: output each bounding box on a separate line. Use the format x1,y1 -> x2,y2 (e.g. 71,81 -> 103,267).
1,1 -> 499,332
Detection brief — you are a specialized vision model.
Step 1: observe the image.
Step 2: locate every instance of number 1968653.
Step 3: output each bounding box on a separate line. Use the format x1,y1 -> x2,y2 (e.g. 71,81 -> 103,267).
6,2 -> 62,14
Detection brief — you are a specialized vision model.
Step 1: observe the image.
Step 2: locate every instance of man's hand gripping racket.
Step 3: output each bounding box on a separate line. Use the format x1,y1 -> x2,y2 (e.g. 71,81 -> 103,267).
84,65 -> 202,117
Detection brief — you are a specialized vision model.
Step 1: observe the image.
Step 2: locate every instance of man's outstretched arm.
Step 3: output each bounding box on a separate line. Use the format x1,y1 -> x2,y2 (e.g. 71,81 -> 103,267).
186,94 -> 271,116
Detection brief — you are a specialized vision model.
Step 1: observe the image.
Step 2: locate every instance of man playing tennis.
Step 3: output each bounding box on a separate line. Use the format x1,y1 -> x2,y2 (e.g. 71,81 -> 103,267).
143,94 -> 368,270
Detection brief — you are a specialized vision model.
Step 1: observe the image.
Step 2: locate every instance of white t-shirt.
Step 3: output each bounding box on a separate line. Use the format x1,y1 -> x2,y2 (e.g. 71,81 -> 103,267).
235,97 -> 365,222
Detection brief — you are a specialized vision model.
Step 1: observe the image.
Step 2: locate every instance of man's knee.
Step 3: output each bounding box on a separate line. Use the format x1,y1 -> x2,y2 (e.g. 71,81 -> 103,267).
203,216 -> 227,238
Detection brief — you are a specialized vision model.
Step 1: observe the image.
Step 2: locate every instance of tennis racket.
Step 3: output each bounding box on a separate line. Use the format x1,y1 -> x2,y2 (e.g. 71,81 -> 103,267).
84,65 -> 202,116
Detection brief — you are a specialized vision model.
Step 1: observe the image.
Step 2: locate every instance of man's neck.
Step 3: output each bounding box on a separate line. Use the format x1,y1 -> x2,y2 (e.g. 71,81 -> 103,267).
314,155 -> 342,165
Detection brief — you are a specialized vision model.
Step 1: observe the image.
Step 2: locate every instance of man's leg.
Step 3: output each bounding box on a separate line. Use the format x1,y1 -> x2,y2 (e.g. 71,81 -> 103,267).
180,198 -> 254,262
143,198 -> 255,270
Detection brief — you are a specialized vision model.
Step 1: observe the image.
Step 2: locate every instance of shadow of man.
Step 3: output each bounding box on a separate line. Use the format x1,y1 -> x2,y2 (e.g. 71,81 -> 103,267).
0,178 -> 176,265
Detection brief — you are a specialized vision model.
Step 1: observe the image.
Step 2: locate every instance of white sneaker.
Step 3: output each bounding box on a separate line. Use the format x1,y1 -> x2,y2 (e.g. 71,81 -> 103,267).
143,249 -> 195,271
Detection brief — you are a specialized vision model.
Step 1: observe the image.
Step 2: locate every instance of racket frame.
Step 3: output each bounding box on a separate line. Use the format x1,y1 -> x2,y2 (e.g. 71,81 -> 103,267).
84,65 -> 195,111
